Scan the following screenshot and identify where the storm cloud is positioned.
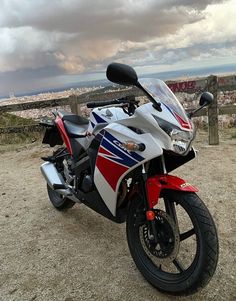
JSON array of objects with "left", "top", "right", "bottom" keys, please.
[{"left": 0, "top": 0, "right": 235, "bottom": 95}]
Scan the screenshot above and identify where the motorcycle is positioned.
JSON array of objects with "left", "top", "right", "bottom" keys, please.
[{"left": 40, "top": 63, "right": 219, "bottom": 295}]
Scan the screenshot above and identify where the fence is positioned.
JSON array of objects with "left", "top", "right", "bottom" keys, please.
[{"left": 0, "top": 74, "right": 236, "bottom": 145}]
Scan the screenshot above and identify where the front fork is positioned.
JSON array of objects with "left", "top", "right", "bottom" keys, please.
[
  {"left": 141, "top": 153, "right": 167, "bottom": 207},
  {"left": 140, "top": 160, "right": 163, "bottom": 244},
  {"left": 140, "top": 155, "right": 198, "bottom": 243}
]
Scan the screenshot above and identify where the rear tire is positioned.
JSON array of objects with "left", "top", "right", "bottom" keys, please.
[
  {"left": 126, "top": 191, "right": 219, "bottom": 295},
  {"left": 47, "top": 184, "right": 75, "bottom": 210}
]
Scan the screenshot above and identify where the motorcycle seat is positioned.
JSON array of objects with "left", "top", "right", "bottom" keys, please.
[
  {"left": 58, "top": 110, "right": 89, "bottom": 125},
  {"left": 64, "top": 120, "right": 88, "bottom": 138}
]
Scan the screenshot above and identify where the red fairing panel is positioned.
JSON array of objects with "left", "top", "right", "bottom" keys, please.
[
  {"left": 55, "top": 117, "right": 73, "bottom": 155},
  {"left": 173, "top": 111, "right": 192, "bottom": 130},
  {"left": 96, "top": 146, "right": 129, "bottom": 191},
  {"left": 146, "top": 174, "right": 198, "bottom": 209},
  {"left": 95, "top": 131, "right": 145, "bottom": 192}
]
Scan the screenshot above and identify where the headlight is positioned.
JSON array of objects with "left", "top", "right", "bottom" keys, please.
[
  {"left": 152, "top": 115, "right": 195, "bottom": 155},
  {"left": 170, "top": 129, "right": 194, "bottom": 154}
]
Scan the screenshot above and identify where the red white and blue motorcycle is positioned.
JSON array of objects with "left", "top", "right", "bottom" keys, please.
[{"left": 40, "top": 63, "right": 218, "bottom": 295}]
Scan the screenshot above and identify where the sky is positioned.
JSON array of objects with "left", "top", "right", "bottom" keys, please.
[{"left": 0, "top": 0, "right": 236, "bottom": 96}]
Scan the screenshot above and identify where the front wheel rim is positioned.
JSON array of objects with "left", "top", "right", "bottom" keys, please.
[{"left": 134, "top": 199, "right": 201, "bottom": 281}]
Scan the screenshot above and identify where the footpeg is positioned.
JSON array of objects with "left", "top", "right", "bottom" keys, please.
[
  {"left": 53, "top": 183, "right": 67, "bottom": 190},
  {"left": 41, "top": 155, "right": 56, "bottom": 163}
]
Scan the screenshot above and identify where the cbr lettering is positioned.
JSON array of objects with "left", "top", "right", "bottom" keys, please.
[{"left": 113, "top": 140, "right": 131, "bottom": 154}]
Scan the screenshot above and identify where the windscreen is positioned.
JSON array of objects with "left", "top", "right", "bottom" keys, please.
[{"left": 139, "top": 78, "right": 189, "bottom": 123}]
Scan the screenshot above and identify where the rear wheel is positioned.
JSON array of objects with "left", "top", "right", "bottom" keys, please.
[
  {"left": 126, "top": 191, "right": 219, "bottom": 295},
  {"left": 47, "top": 184, "right": 75, "bottom": 210}
]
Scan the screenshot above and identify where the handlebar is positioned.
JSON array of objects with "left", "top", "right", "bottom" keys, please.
[
  {"left": 86, "top": 96, "right": 138, "bottom": 109},
  {"left": 87, "top": 99, "right": 121, "bottom": 108}
]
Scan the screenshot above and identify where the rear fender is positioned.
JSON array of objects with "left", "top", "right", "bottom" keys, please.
[
  {"left": 146, "top": 174, "right": 198, "bottom": 208},
  {"left": 41, "top": 119, "right": 63, "bottom": 147}
]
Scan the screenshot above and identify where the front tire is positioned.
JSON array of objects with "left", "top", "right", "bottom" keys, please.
[{"left": 126, "top": 191, "right": 219, "bottom": 295}]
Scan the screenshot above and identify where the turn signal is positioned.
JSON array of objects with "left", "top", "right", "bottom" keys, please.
[{"left": 122, "top": 141, "right": 145, "bottom": 152}]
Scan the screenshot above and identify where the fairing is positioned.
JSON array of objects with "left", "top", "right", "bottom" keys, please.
[
  {"left": 92, "top": 90, "right": 196, "bottom": 215},
  {"left": 94, "top": 123, "right": 163, "bottom": 216}
]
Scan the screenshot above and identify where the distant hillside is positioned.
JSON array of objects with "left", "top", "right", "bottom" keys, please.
[{"left": 1, "top": 63, "right": 236, "bottom": 100}]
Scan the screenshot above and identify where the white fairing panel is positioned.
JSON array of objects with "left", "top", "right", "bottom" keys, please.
[
  {"left": 88, "top": 107, "right": 127, "bottom": 133},
  {"left": 94, "top": 123, "right": 163, "bottom": 216},
  {"left": 85, "top": 107, "right": 128, "bottom": 148}
]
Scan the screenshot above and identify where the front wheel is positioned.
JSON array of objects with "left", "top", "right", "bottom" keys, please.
[{"left": 126, "top": 191, "right": 219, "bottom": 295}]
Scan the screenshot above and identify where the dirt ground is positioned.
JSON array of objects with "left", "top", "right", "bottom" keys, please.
[{"left": 0, "top": 132, "right": 235, "bottom": 301}]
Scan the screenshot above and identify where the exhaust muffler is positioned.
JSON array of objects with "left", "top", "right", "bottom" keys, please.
[{"left": 40, "top": 162, "right": 78, "bottom": 202}]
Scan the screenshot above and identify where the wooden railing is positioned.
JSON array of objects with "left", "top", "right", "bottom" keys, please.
[{"left": 0, "top": 74, "right": 236, "bottom": 145}]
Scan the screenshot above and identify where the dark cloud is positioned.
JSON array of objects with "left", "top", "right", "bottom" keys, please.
[
  {"left": 0, "top": 0, "right": 233, "bottom": 95},
  {"left": 0, "top": 0, "right": 225, "bottom": 70},
  {"left": 0, "top": 65, "right": 65, "bottom": 97},
  {"left": 1, "top": 0, "right": 219, "bottom": 38}
]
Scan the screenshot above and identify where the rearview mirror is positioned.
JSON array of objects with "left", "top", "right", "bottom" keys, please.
[
  {"left": 106, "top": 62, "right": 138, "bottom": 86},
  {"left": 199, "top": 92, "right": 214, "bottom": 107},
  {"left": 189, "top": 92, "right": 214, "bottom": 118}
]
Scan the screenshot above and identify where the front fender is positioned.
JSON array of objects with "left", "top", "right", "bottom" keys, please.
[{"left": 146, "top": 174, "right": 198, "bottom": 208}]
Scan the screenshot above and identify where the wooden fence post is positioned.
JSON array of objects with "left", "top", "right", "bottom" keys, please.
[
  {"left": 69, "top": 94, "right": 79, "bottom": 115},
  {"left": 207, "top": 75, "right": 219, "bottom": 145}
]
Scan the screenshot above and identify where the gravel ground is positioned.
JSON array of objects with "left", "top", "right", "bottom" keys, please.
[{"left": 0, "top": 133, "right": 235, "bottom": 301}]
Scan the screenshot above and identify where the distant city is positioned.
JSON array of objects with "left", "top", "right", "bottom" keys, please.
[
  {"left": 1, "top": 63, "right": 236, "bottom": 100},
  {"left": 0, "top": 62, "right": 235, "bottom": 127}
]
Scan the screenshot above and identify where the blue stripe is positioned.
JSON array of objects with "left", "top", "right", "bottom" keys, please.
[
  {"left": 129, "top": 148, "right": 145, "bottom": 162},
  {"left": 101, "top": 138, "right": 137, "bottom": 167},
  {"left": 92, "top": 112, "right": 107, "bottom": 124},
  {"left": 104, "top": 131, "right": 144, "bottom": 162}
]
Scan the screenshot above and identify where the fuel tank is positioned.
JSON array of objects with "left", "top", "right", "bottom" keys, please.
[{"left": 87, "top": 107, "right": 127, "bottom": 134}]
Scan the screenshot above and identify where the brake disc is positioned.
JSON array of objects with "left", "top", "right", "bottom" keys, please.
[{"left": 139, "top": 210, "right": 180, "bottom": 265}]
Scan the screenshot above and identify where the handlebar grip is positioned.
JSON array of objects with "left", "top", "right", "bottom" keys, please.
[{"left": 86, "top": 102, "right": 97, "bottom": 108}]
